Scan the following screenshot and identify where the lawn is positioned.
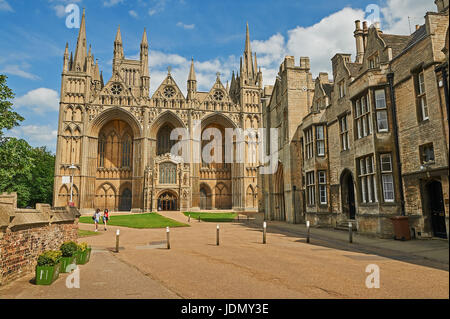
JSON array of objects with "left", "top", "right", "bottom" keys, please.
[
  {"left": 183, "top": 212, "right": 237, "bottom": 223},
  {"left": 78, "top": 229, "right": 101, "bottom": 238},
  {"left": 79, "top": 213, "right": 189, "bottom": 229}
]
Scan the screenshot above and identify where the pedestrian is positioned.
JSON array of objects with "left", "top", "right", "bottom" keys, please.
[
  {"left": 103, "top": 209, "right": 109, "bottom": 231},
  {"left": 93, "top": 209, "right": 101, "bottom": 232}
]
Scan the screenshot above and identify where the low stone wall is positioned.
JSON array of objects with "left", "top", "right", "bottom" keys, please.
[{"left": 0, "top": 193, "right": 80, "bottom": 286}]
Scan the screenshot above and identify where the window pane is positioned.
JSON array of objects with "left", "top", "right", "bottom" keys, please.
[
  {"left": 377, "top": 110, "right": 388, "bottom": 131},
  {"left": 375, "top": 90, "right": 386, "bottom": 109},
  {"left": 382, "top": 174, "right": 394, "bottom": 202},
  {"left": 381, "top": 154, "right": 392, "bottom": 172}
]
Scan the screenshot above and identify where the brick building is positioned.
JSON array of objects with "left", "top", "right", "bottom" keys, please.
[{"left": 261, "top": 1, "right": 449, "bottom": 239}]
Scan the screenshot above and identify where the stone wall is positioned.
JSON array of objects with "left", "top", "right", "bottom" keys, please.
[{"left": 0, "top": 193, "right": 80, "bottom": 286}]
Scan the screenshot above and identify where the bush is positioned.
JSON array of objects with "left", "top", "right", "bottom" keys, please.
[
  {"left": 37, "top": 250, "right": 62, "bottom": 267},
  {"left": 77, "top": 242, "right": 89, "bottom": 252},
  {"left": 60, "top": 241, "right": 78, "bottom": 257}
]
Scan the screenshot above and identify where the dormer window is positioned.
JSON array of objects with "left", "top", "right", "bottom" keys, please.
[{"left": 368, "top": 53, "right": 380, "bottom": 69}]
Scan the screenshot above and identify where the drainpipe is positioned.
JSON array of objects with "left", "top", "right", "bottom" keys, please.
[
  {"left": 435, "top": 62, "right": 449, "bottom": 148},
  {"left": 387, "top": 72, "right": 406, "bottom": 216}
]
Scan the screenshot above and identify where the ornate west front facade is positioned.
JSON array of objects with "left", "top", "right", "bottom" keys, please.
[{"left": 54, "top": 10, "right": 262, "bottom": 213}]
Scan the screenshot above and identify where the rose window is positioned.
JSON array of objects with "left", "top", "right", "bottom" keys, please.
[
  {"left": 164, "top": 86, "right": 176, "bottom": 98},
  {"left": 111, "top": 84, "right": 122, "bottom": 95},
  {"left": 213, "top": 90, "right": 224, "bottom": 101}
]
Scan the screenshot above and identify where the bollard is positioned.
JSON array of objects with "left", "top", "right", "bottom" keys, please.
[
  {"left": 306, "top": 221, "right": 310, "bottom": 244},
  {"left": 216, "top": 225, "right": 220, "bottom": 246},
  {"left": 349, "top": 222, "right": 353, "bottom": 243},
  {"left": 115, "top": 229, "right": 120, "bottom": 253},
  {"left": 237, "top": 214, "right": 240, "bottom": 221},
  {"left": 247, "top": 215, "right": 249, "bottom": 221},
  {"left": 198, "top": 215, "right": 201, "bottom": 223},
  {"left": 188, "top": 215, "right": 191, "bottom": 223},
  {"left": 166, "top": 227, "right": 170, "bottom": 250},
  {"left": 263, "top": 222, "right": 267, "bottom": 244}
]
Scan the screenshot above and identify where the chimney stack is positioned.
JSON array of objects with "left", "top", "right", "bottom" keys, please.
[{"left": 354, "top": 20, "right": 364, "bottom": 63}]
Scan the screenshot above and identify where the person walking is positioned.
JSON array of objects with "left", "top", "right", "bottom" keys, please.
[
  {"left": 93, "top": 209, "right": 101, "bottom": 232},
  {"left": 103, "top": 209, "right": 109, "bottom": 231}
]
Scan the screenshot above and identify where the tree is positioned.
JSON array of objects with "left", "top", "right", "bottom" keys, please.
[
  {"left": 0, "top": 75, "right": 55, "bottom": 207},
  {"left": 0, "top": 75, "right": 24, "bottom": 138},
  {"left": 29, "top": 147, "right": 55, "bottom": 207},
  {"left": 0, "top": 137, "right": 35, "bottom": 207}
]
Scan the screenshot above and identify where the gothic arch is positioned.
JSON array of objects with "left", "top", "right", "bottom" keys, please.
[
  {"left": 150, "top": 110, "right": 186, "bottom": 139},
  {"left": 201, "top": 112, "right": 238, "bottom": 130},
  {"left": 88, "top": 107, "right": 142, "bottom": 138},
  {"left": 95, "top": 182, "right": 117, "bottom": 211}
]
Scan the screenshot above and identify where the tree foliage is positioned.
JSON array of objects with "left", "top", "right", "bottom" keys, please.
[
  {"left": 0, "top": 75, "right": 24, "bottom": 137},
  {"left": 0, "top": 75, "right": 55, "bottom": 208}
]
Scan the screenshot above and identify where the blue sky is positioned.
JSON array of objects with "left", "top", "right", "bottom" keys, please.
[{"left": 0, "top": 0, "right": 435, "bottom": 152}]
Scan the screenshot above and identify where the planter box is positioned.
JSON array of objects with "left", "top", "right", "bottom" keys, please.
[
  {"left": 60, "top": 256, "right": 77, "bottom": 273},
  {"left": 75, "top": 248, "right": 92, "bottom": 265},
  {"left": 35, "top": 263, "right": 60, "bottom": 285}
]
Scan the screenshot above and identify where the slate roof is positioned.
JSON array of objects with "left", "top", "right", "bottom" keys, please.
[{"left": 379, "top": 33, "right": 411, "bottom": 57}]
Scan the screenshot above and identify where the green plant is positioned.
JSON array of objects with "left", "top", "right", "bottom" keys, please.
[
  {"left": 77, "top": 242, "right": 89, "bottom": 252},
  {"left": 37, "top": 250, "right": 62, "bottom": 267},
  {"left": 60, "top": 241, "right": 78, "bottom": 257}
]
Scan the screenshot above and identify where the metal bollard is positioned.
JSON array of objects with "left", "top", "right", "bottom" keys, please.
[
  {"left": 349, "top": 222, "right": 353, "bottom": 243},
  {"left": 198, "top": 215, "right": 201, "bottom": 223},
  {"left": 188, "top": 214, "right": 191, "bottom": 223},
  {"left": 263, "top": 222, "right": 267, "bottom": 244},
  {"left": 306, "top": 221, "right": 310, "bottom": 244},
  {"left": 216, "top": 225, "right": 220, "bottom": 246},
  {"left": 166, "top": 227, "right": 170, "bottom": 250},
  {"left": 115, "top": 229, "right": 120, "bottom": 253}
]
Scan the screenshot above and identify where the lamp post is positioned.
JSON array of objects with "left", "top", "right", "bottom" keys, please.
[{"left": 69, "top": 164, "right": 77, "bottom": 206}]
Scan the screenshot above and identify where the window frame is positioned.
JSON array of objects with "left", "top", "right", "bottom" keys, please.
[
  {"left": 318, "top": 171, "right": 327, "bottom": 205},
  {"left": 380, "top": 153, "right": 395, "bottom": 203},
  {"left": 374, "top": 89, "right": 389, "bottom": 133}
]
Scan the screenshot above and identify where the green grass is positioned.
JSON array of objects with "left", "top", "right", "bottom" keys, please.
[
  {"left": 78, "top": 229, "right": 101, "bottom": 238},
  {"left": 79, "top": 213, "right": 188, "bottom": 229},
  {"left": 183, "top": 212, "right": 237, "bottom": 223}
]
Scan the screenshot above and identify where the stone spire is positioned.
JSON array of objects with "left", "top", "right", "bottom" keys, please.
[
  {"left": 140, "top": 28, "right": 150, "bottom": 97},
  {"left": 188, "top": 57, "right": 196, "bottom": 81},
  {"left": 63, "top": 42, "right": 69, "bottom": 72},
  {"left": 113, "top": 25, "right": 124, "bottom": 71},
  {"left": 73, "top": 8, "right": 87, "bottom": 72},
  {"left": 140, "top": 28, "right": 149, "bottom": 77},
  {"left": 240, "top": 22, "right": 257, "bottom": 85},
  {"left": 187, "top": 58, "right": 197, "bottom": 100}
]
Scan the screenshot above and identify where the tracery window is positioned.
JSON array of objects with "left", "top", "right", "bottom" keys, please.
[
  {"left": 121, "top": 134, "right": 132, "bottom": 168},
  {"left": 159, "top": 162, "right": 177, "bottom": 184}
]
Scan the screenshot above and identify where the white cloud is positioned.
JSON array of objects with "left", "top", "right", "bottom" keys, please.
[
  {"left": 0, "top": 64, "right": 40, "bottom": 80},
  {"left": 381, "top": 0, "right": 436, "bottom": 34},
  {"left": 0, "top": 0, "right": 13, "bottom": 12},
  {"left": 103, "top": 0, "right": 124, "bottom": 7},
  {"left": 9, "top": 125, "right": 58, "bottom": 151},
  {"left": 148, "top": 0, "right": 167, "bottom": 16},
  {"left": 14, "top": 88, "right": 60, "bottom": 113},
  {"left": 129, "top": 10, "right": 138, "bottom": 18},
  {"left": 176, "top": 22, "right": 195, "bottom": 30},
  {"left": 52, "top": 4, "right": 66, "bottom": 18}
]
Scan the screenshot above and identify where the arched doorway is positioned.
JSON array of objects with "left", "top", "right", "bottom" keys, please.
[
  {"left": 341, "top": 170, "right": 356, "bottom": 220},
  {"left": 119, "top": 188, "right": 132, "bottom": 212},
  {"left": 199, "top": 184, "right": 212, "bottom": 210},
  {"left": 158, "top": 192, "right": 178, "bottom": 211},
  {"left": 426, "top": 181, "right": 447, "bottom": 239}
]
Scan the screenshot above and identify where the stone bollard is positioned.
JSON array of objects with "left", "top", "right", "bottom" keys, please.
[
  {"left": 166, "top": 227, "right": 170, "bottom": 250},
  {"left": 263, "top": 221, "right": 267, "bottom": 244},
  {"left": 306, "top": 221, "right": 310, "bottom": 244},
  {"left": 115, "top": 229, "right": 120, "bottom": 253},
  {"left": 216, "top": 225, "right": 220, "bottom": 246}
]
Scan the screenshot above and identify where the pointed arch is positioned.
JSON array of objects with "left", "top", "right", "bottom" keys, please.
[
  {"left": 150, "top": 110, "right": 186, "bottom": 139},
  {"left": 88, "top": 107, "right": 142, "bottom": 138}
]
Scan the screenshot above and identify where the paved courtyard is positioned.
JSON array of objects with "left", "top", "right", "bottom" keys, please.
[{"left": 0, "top": 212, "right": 448, "bottom": 299}]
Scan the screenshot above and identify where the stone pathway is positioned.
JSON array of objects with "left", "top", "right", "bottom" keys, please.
[{"left": 0, "top": 211, "right": 448, "bottom": 299}]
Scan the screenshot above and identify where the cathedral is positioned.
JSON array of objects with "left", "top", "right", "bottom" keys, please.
[{"left": 53, "top": 10, "right": 263, "bottom": 214}]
